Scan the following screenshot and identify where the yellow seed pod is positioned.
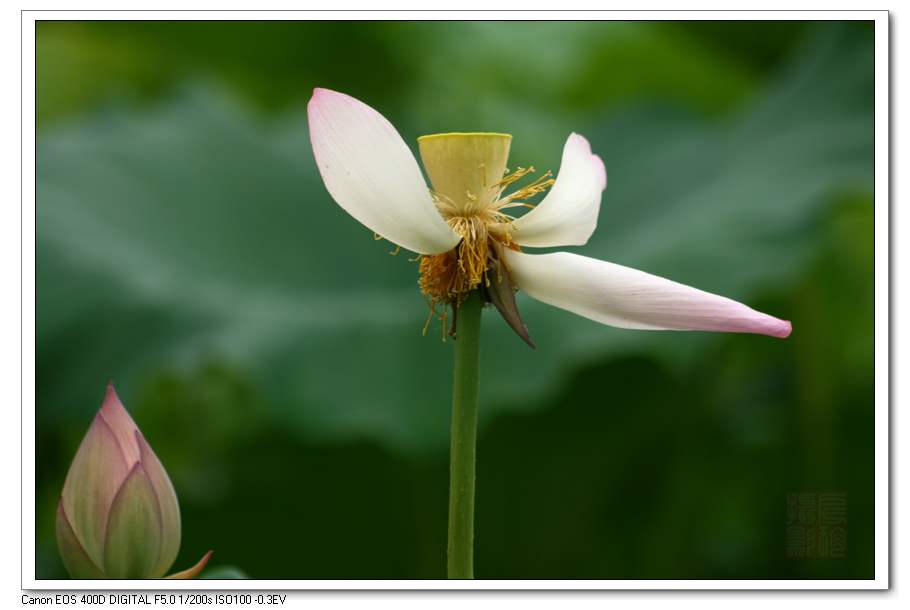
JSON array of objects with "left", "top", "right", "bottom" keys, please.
[{"left": 418, "top": 133, "right": 512, "bottom": 213}]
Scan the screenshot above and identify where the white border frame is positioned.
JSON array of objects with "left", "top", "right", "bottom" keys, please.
[{"left": 21, "top": 9, "right": 890, "bottom": 591}]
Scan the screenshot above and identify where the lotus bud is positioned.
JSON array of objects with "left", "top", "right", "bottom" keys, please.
[{"left": 56, "top": 383, "right": 200, "bottom": 579}]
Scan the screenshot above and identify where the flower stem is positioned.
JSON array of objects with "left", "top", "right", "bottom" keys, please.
[{"left": 447, "top": 289, "right": 483, "bottom": 579}]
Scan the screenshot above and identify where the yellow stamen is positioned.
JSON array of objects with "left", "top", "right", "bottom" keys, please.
[
  {"left": 413, "top": 132, "right": 555, "bottom": 314},
  {"left": 494, "top": 165, "right": 536, "bottom": 190},
  {"left": 498, "top": 170, "right": 554, "bottom": 205}
]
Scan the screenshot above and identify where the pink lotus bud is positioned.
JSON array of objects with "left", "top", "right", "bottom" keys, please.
[{"left": 56, "top": 383, "right": 182, "bottom": 578}]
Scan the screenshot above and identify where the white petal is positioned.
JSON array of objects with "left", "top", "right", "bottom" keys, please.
[
  {"left": 510, "top": 133, "right": 607, "bottom": 248},
  {"left": 504, "top": 250, "right": 792, "bottom": 338},
  {"left": 308, "top": 88, "right": 460, "bottom": 255}
]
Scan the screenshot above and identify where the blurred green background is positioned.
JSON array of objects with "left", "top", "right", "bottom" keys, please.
[{"left": 36, "top": 20, "right": 874, "bottom": 580}]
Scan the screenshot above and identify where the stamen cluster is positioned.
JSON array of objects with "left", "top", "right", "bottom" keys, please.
[{"left": 418, "top": 167, "right": 554, "bottom": 308}]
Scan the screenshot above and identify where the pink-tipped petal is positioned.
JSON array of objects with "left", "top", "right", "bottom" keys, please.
[
  {"left": 137, "top": 430, "right": 182, "bottom": 577},
  {"left": 61, "top": 413, "right": 131, "bottom": 568},
  {"left": 103, "top": 463, "right": 164, "bottom": 579},
  {"left": 98, "top": 382, "right": 141, "bottom": 467},
  {"left": 504, "top": 250, "right": 792, "bottom": 339},
  {"left": 511, "top": 133, "right": 607, "bottom": 248},
  {"left": 307, "top": 88, "right": 460, "bottom": 255}
]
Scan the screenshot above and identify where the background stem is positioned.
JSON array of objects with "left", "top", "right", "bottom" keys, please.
[{"left": 447, "top": 290, "right": 483, "bottom": 579}]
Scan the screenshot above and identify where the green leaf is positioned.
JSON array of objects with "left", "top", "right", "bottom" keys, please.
[
  {"left": 199, "top": 566, "right": 249, "bottom": 579},
  {"left": 37, "top": 25, "right": 872, "bottom": 453},
  {"left": 37, "top": 21, "right": 776, "bottom": 129}
]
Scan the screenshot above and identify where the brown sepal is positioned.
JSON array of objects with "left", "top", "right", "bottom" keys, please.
[{"left": 482, "top": 257, "right": 535, "bottom": 349}]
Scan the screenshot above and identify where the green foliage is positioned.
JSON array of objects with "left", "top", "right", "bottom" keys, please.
[
  {"left": 36, "top": 21, "right": 873, "bottom": 580},
  {"left": 37, "top": 24, "right": 871, "bottom": 450},
  {"left": 200, "top": 566, "right": 249, "bottom": 580}
]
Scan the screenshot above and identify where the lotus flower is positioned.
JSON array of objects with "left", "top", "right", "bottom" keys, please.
[
  {"left": 56, "top": 383, "right": 211, "bottom": 579},
  {"left": 307, "top": 88, "right": 791, "bottom": 343}
]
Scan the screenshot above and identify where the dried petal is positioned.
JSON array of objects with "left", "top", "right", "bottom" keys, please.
[
  {"left": 165, "top": 551, "right": 214, "bottom": 580},
  {"left": 483, "top": 256, "right": 535, "bottom": 349}
]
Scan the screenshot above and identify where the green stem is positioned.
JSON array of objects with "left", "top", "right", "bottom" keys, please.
[{"left": 447, "top": 290, "right": 483, "bottom": 579}]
